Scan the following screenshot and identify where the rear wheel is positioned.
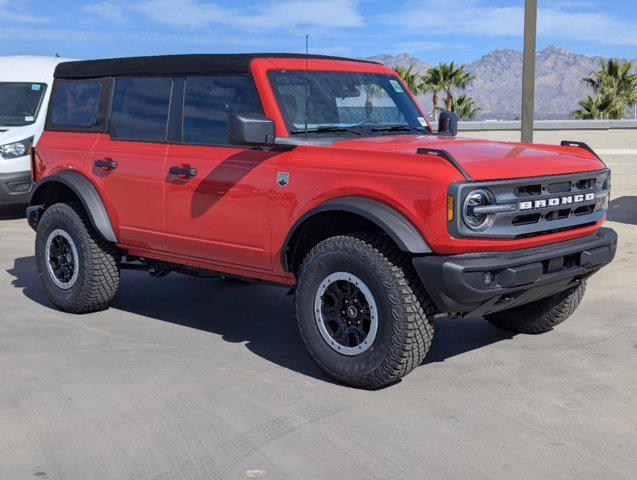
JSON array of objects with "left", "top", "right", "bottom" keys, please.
[
  {"left": 295, "top": 233, "right": 434, "bottom": 389},
  {"left": 35, "top": 202, "right": 120, "bottom": 313},
  {"left": 485, "top": 282, "right": 586, "bottom": 334}
]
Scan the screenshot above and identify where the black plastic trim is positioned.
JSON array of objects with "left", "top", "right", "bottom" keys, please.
[
  {"left": 29, "top": 171, "right": 117, "bottom": 243},
  {"left": 0, "top": 170, "right": 33, "bottom": 204},
  {"left": 416, "top": 148, "right": 471, "bottom": 180},
  {"left": 413, "top": 227, "right": 617, "bottom": 317},
  {"left": 281, "top": 196, "right": 432, "bottom": 271},
  {"left": 560, "top": 140, "right": 605, "bottom": 164}
]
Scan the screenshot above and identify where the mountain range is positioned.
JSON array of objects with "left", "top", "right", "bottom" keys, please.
[{"left": 365, "top": 46, "right": 637, "bottom": 120}]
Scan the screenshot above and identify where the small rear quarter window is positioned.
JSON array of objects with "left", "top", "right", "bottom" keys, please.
[{"left": 50, "top": 79, "right": 104, "bottom": 128}]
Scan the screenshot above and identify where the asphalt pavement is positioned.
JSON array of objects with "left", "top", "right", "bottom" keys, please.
[{"left": 1, "top": 196, "right": 635, "bottom": 480}]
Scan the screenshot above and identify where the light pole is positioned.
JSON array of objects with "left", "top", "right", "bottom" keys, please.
[{"left": 521, "top": 0, "right": 537, "bottom": 143}]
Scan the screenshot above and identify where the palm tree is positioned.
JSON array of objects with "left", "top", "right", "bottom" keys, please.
[
  {"left": 422, "top": 66, "right": 443, "bottom": 122},
  {"left": 451, "top": 95, "right": 481, "bottom": 120},
  {"left": 394, "top": 65, "right": 424, "bottom": 94},
  {"left": 571, "top": 94, "right": 624, "bottom": 120},
  {"left": 574, "top": 59, "right": 637, "bottom": 119},
  {"left": 437, "top": 62, "right": 475, "bottom": 112}
]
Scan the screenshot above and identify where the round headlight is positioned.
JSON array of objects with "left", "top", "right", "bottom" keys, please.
[
  {"left": 462, "top": 189, "right": 496, "bottom": 231},
  {"left": 602, "top": 173, "right": 611, "bottom": 192}
]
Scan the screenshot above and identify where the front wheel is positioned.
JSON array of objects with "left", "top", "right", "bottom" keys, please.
[
  {"left": 485, "top": 282, "right": 586, "bottom": 334},
  {"left": 295, "top": 234, "right": 434, "bottom": 389},
  {"left": 35, "top": 202, "right": 120, "bottom": 314}
]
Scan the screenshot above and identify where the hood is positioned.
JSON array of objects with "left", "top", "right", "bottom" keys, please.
[
  {"left": 0, "top": 125, "right": 38, "bottom": 146},
  {"left": 332, "top": 135, "right": 606, "bottom": 181}
]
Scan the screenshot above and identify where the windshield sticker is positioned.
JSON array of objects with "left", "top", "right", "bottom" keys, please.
[
  {"left": 389, "top": 79, "right": 404, "bottom": 93},
  {"left": 417, "top": 117, "right": 427, "bottom": 127},
  {"left": 25, "top": 116, "right": 34, "bottom": 122},
  {"left": 31, "top": 84, "right": 41, "bottom": 91}
]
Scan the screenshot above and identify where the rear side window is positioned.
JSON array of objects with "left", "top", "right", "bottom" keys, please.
[
  {"left": 109, "top": 77, "right": 173, "bottom": 142},
  {"left": 183, "top": 75, "right": 263, "bottom": 145},
  {"left": 50, "top": 80, "right": 103, "bottom": 128}
]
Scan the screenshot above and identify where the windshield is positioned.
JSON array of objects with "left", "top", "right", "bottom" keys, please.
[
  {"left": 268, "top": 71, "right": 430, "bottom": 136},
  {"left": 0, "top": 82, "right": 47, "bottom": 127}
]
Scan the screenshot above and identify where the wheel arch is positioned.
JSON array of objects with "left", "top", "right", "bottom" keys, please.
[
  {"left": 29, "top": 171, "right": 117, "bottom": 243},
  {"left": 281, "top": 196, "right": 431, "bottom": 273}
]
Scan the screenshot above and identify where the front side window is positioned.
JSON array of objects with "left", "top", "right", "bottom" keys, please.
[
  {"left": 0, "top": 82, "right": 47, "bottom": 127},
  {"left": 110, "top": 77, "right": 173, "bottom": 142},
  {"left": 268, "top": 71, "right": 430, "bottom": 136},
  {"left": 182, "top": 75, "right": 263, "bottom": 145},
  {"left": 50, "top": 80, "right": 102, "bottom": 128}
]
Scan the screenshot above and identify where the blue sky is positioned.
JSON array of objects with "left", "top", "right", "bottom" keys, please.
[{"left": 1, "top": 0, "right": 636, "bottom": 63}]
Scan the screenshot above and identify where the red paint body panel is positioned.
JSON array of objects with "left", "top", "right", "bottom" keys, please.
[
  {"left": 35, "top": 56, "right": 610, "bottom": 282},
  {"left": 333, "top": 135, "right": 606, "bottom": 181},
  {"left": 163, "top": 143, "right": 277, "bottom": 270},
  {"left": 33, "top": 131, "right": 100, "bottom": 181},
  {"left": 92, "top": 134, "right": 167, "bottom": 250}
]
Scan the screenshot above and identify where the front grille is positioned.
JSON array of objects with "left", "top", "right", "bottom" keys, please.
[{"left": 450, "top": 169, "right": 610, "bottom": 239}]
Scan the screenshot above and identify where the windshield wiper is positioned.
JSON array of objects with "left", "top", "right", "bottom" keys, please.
[
  {"left": 290, "top": 125, "right": 363, "bottom": 136},
  {"left": 371, "top": 125, "right": 428, "bottom": 134}
]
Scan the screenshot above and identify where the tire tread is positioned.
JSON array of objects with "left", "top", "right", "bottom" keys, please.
[
  {"left": 296, "top": 233, "right": 434, "bottom": 388},
  {"left": 486, "top": 282, "right": 586, "bottom": 334},
  {"left": 38, "top": 202, "right": 120, "bottom": 313}
]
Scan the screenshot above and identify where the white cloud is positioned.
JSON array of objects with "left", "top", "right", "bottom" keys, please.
[
  {"left": 132, "top": 0, "right": 363, "bottom": 30},
  {"left": 84, "top": 1, "right": 126, "bottom": 24},
  {"left": 0, "top": 0, "right": 48, "bottom": 23},
  {"left": 385, "top": 1, "right": 637, "bottom": 46}
]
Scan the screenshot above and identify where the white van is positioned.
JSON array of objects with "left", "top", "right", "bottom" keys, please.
[{"left": 0, "top": 56, "right": 73, "bottom": 205}]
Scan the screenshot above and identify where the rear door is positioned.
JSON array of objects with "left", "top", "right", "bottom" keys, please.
[
  {"left": 163, "top": 75, "right": 278, "bottom": 270},
  {"left": 91, "top": 77, "right": 172, "bottom": 250}
]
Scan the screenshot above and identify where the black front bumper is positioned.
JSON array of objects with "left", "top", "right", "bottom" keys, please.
[
  {"left": 0, "top": 171, "right": 33, "bottom": 205},
  {"left": 413, "top": 228, "right": 617, "bottom": 318}
]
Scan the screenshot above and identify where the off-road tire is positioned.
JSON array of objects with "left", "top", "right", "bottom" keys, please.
[
  {"left": 485, "top": 282, "right": 586, "bottom": 334},
  {"left": 35, "top": 202, "right": 120, "bottom": 313},
  {"left": 295, "top": 233, "right": 435, "bottom": 389}
]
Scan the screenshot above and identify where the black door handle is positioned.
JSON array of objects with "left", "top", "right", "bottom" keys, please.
[
  {"left": 94, "top": 159, "right": 117, "bottom": 170},
  {"left": 169, "top": 166, "right": 197, "bottom": 178}
]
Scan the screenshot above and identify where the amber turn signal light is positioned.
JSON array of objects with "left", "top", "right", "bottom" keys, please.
[{"left": 447, "top": 194, "right": 454, "bottom": 222}]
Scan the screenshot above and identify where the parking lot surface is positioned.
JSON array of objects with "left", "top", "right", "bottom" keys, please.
[{"left": 1, "top": 196, "right": 636, "bottom": 480}]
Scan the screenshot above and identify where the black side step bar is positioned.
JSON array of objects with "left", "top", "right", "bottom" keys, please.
[{"left": 416, "top": 148, "right": 472, "bottom": 181}]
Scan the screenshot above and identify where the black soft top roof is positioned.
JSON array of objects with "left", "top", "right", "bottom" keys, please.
[{"left": 54, "top": 53, "right": 379, "bottom": 79}]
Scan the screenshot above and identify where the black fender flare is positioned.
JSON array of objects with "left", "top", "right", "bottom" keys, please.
[
  {"left": 29, "top": 171, "right": 118, "bottom": 243},
  {"left": 281, "top": 196, "right": 432, "bottom": 271}
]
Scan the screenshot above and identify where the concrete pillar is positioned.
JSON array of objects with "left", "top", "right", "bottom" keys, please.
[{"left": 521, "top": 0, "right": 537, "bottom": 143}]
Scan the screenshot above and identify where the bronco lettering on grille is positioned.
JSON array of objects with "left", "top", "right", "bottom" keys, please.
[{"left": 519, "top": 193, "right": 595, "bottom": 211}]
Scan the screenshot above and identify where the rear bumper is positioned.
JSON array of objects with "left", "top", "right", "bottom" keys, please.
[
  {"left": 0, "top": 171, "right": 32, "bottom": 205},
  {"left": 413, "top": 227, "right": 617, "bottom": 317}
]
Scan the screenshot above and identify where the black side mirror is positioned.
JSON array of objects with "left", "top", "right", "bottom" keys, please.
[
  {"left": 438, "top": 111, "right": 458, "bottom": 136},
  {"left": 228, "top": 113, "right": 276, "bottom": 146}
]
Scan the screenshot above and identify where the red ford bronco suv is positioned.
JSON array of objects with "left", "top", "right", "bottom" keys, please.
[{"left": 27, "top": 54, "right": 617, "bottom": 388}]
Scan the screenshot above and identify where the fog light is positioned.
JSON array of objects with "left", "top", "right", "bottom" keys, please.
[
  {"left": 483, "top": 271, "right": 495, "bottom": 287},
  {"left": 8, "top": 181, "right": 31, "bottom": 193}
]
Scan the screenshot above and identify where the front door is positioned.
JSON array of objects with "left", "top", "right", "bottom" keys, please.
[{"left": 163, "top": 75, "right": 278, "bottom": 270}]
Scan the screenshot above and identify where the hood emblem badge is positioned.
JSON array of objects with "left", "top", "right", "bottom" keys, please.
[{"left": 277, "top": 172, "right": 289, "bottom": 187}]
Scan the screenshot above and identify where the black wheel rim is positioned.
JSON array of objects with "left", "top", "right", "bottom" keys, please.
[
  {"left": 45, "top": 229, "right": 79, "bottom": 289},
  {"left": 314, "top": 272, "right": 378, "bottom": 356}
]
